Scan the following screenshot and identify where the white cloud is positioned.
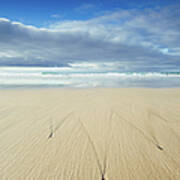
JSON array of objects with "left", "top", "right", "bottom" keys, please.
[
  {"left": 0, "top": 17, "right": 10, "bottom": 23},
  {"left": 0, "top": 51, "right": 21, "bottom": 58},
  {"left": 75, "top": 3, "right": 95, "bottom": 12},
  {"left": 51, "top": 14, "right": 62, "bottom": 18},
  {"left": 0, "top": 5, "right": 180, "bottom": 71}
]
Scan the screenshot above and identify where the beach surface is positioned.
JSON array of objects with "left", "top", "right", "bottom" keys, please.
[{"left": 0, "top": 88, "right": 180, "bottom": 180}]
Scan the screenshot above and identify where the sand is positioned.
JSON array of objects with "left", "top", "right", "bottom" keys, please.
[{"left": 0, "top": 88, "right": 180, "bottom": 180}]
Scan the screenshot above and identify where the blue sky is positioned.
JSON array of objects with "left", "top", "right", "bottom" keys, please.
[
  {"left": 0, "top": 0, "right": 180, "bottom": 72},
  {"left": 0, "top": 0, "right": 179, "bottom": 26}
]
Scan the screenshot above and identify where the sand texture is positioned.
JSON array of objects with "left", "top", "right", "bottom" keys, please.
[{"left": 0, "top": 88, "right": 180, "bottom": 180}]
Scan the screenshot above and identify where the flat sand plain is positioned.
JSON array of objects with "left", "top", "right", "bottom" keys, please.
[{"left": 0, "top": 88, "right": 180, "bottom": 180}]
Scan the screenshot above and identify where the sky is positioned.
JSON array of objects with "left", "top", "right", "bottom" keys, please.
[{"left": 0, "top": 0, "right": 180, "bottom": 72}]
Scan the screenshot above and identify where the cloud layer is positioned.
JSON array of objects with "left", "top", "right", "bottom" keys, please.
[{"left": 0, "top": 4, "right": 180, "bottom": 72}]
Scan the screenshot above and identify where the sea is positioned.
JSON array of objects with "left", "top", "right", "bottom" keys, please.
[{"left": 0, "top": 66, "right": 180, "bottom": 88}]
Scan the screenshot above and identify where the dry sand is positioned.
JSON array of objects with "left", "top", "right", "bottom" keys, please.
[{"left": 0, "top": 88, "right": 180, "bottom": 180}]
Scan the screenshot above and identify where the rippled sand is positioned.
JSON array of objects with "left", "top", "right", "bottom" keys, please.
[{"left": 0, "top": 88, "right": 180, "bottom": 179}]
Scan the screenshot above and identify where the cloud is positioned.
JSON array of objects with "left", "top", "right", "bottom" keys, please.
[
  {"left": 50, "top": 14, "right": 62, "bottom": 19},
  {"left": 0, "top": 4, "right": 180, "bottom": 71},
  {"left": 75, "top": 3, "right": 95, "bottom": 13}
]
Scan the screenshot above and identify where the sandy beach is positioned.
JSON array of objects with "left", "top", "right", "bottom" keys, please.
[{"left": 0, "top": 88, "right": 180, "bottom": 180}]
